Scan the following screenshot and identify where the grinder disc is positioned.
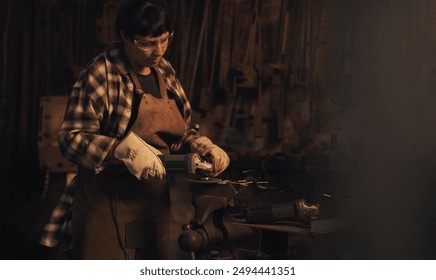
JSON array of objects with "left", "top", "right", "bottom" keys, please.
[{"left": 188, "top": 177, "right": 222, "bottom": 184}]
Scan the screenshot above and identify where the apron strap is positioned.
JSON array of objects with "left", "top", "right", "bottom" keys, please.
[
  {"left": 153, "top": 66, "right": 169, "bottom": 100},
  {"left": 129, "top": 68, "right": 169, "bottom": 99}
]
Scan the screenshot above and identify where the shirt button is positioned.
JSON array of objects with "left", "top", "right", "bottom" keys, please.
[{"left": 127, "top": 84, "right": 133, "bottom": 90}]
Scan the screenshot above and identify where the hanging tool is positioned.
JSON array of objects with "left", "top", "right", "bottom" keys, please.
[
  {"left": 268, "top": 0, "right": 299, "bottom": 147},
  {"left": 218, "top": 0, "right": 233, "bottom": 92},
  {"left": 232, "top": 0, "right": 260, "bottom": 89},
  {"left": 253, "top": 0, "right": 265, "bottom": 137},
  {"left": 188, "top": 0, "right": 210, "bottom": 101},
  {"left": 179, "top": 0, "right": 196, "bottom": 85},
  {"left": 198, "top": 0, "right": 225, "bottom": 112},
  {"left": 221, "top": 0, "right": 261, "bottom": 144}
]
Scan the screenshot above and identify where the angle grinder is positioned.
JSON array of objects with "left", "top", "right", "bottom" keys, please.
[{"left": 159, "top": 153, "right": 221, "bottom": 183}]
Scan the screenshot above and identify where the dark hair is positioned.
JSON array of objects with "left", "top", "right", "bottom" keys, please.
[{"left": 115, "top": 0, "right": 172, "bottom": 39}]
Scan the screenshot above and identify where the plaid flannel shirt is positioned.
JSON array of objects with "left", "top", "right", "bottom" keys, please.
[{"left": 40, "top": 42, "right": 193, "bottom": 248}]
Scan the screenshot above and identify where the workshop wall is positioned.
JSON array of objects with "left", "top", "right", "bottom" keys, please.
[
  {"left": 0, "top": 0, "right": 344, "bottom": 195},
  {"left": 1, "top": 0, "right": 435, "bottom": 259},
  {"left": 0, "top": 0, "right": 341, "bottom": 161}
]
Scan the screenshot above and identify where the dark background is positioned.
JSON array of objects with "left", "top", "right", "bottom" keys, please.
[{"left": 1, "top": 0, "right": 435, "bottom": 259}]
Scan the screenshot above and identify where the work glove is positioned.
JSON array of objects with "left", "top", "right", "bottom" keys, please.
[
  {"left": 190, "top": 136, "right": 230, "bottom": 177},
  {"left": 114, "top": 131, "right": 166, "bottom": 180}
]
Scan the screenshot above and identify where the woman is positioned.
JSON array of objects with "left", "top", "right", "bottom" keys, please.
[{"left": 41, "top": 0, "right": 229, "bottom": 259}]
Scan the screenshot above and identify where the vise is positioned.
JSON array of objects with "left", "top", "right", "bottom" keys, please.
[{"left": 178, "top": 180, "right": 253, "bottom": 259}]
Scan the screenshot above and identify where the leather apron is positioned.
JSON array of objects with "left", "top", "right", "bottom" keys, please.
[{"left": 71, "top": 67, "right": 185, "bottom": 260}]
